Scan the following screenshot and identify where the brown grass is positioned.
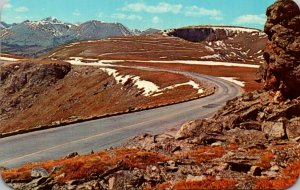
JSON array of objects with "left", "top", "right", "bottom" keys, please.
[
  {"left": 1, "top": 64, "right": 209, "bottom": 133},
  {"left": 254, "top": 148, "right": 300, "bottom": 189},
  {"left": 46, "top": 34, "right": 265, "bottom": 65},
  {"left": 179, "top": 146, "right": 226, "bottom": 164},
  {"left": 172, "top": 177, "right": 237, "bottom": 190},
  {"left": 256, "top": 151, "right": 274, "bottom": 169},
  {"left": 1, "top": 148, "right": 169, "bottom": 183}
]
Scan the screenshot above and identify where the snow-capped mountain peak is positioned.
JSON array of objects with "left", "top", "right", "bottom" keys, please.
[{"left": 42, "top": 16, "right": 60, "bottom": 23}]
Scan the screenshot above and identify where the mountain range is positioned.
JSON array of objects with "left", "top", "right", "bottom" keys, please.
[{"left": 0, "top": 17, "right": 159, "bottom": 56}]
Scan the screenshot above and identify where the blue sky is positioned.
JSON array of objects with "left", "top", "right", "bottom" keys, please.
[{"left": 1, "top": 0, "right": 275, "bottom": 30}]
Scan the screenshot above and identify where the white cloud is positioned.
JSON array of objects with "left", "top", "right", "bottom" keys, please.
[
  {"left": 122, "top": 2, "right": 182, "bottom": 14},
  {"left": 234, "top": 14, "right": 266, "bottom": 25},
  {"left": 72, "top": 9, "right": 81, "bottom": 16},
  {"left": 15, "top": 6, "right": 29, "bottom": 12},
  {"left": 3, "top": 3, "right": 12, "bottom": 9},
  {"left": 185, "top": 6, "right": 223, "bottom": 20},
  {"left": 152, "top": 16, "right": 161, "bottom": 24},
  {"left": 111, "top": 13, "right": 142, "bottom": 20}
]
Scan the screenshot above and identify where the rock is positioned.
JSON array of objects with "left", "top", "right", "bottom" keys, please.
[
  {"left": 108, "top": 177, "right": 116, "bottom": 190},
  {"left": 175, "top": 120, "right": 199, "bottom": 140},
  {"left": 166, "top": 166, "right": 179, "bottom": 172},
  {"left": 151, "top": 166, "right": 158, "bottom": 172},
  {"left": 214, "top": 163, "right": 229, "bottom": 171},
  {"left": 225, "top": 128, "right": 267, "bottom": 145},
  {"left": 240, "top": 106, "right": 260, "bottom": 121},
  {"left": 240, "top": 121, "right": 262, "bottom": 131},
  {"left": 51, "top": 165, "right": 63, "bottom": 174},
  {"left": 261, "top": 0, "right": 300, "bottom": 99},
  {"left": 211, "top": 141, "right": 222, "bottom": 147},
  {"left": 64, "top": 152, "right": 79, "bottom": 159},
  {"left": 262, "top": 171, "right": 278, "bottom": 178},
  {"left": 67, "top": 180, "right": 80, "bottom": 186},
  {"left": 30, "top": 177, "right": 48, "bottom": 186},
  {"left": 143, "top": 174, "right": 152, "bottom": 182},
  {"left": 171, "top": 146, "right": 181, "bottom": 153},
  {"left": 186, "top": 175, "right": 207, "bottom": 182},
  {"left": 249, "top": 166, "right": 262, "bottom": 176},
  {"left": 167, "top": 160, "right": 176, "bottom": 166},
  {"left": 286, "top": 117, "right": 300, "bottom": 140},
  {"left": 262, "top": 121, "right": 286, "bottom": 140},
  {"left": 228, "top": 162, "right": 252, "bottom": 173},
  {"left": 270, "top": 165, "right": 280, "bottom": 172},
  {"left": 31, "top": 167, "right": 49, "bottom": 178}
]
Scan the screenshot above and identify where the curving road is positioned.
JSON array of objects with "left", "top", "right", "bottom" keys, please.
[{"left": 0, "top": 68, "right": 243, "bottom": 168}]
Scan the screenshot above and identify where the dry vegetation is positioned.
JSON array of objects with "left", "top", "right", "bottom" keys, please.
[
  {"left": 1, "top": 148, "right": 169, "bottom": 183},
  {"left": 46, "top": 34, "right": 264, "bottom": 92},
  {"left": 4, "top": 144, "right": 299, "bottom": 189},
  {"left": 171, "top": 178, "right": 238, "bottom": 190},
  {"left": 1, "top": 61, "right": 211, "bottom": 134},
  {"left": 47, "top": 34, "right": 265, "bottom": 65}
]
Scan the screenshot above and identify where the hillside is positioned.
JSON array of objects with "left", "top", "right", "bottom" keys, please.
[{"left": 0, "top": 59, "right": 212, "bottom": 134}]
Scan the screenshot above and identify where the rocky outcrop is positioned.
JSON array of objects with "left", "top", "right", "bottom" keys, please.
[
  {"left": 0, "top": 60, "right": 71, "bottom": 118},
  {"left": 166, "top": 26, "right": 267, "bottom": 65},
  {"left": 261, "top": 0, "right": 300, "bottom": 99},
  {"left": 167, "top": 26, "right": 261, "bottom": 42}
]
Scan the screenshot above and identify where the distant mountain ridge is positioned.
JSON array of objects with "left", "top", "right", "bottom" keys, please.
[{"left": 0, "top": 17, "right": 159, "bottom": 56}]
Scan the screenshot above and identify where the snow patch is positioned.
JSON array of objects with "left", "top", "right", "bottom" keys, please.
[
  {"left": 132, "top": 60, "right": 260, "bottom": 68},
  {"left": 153, "top": 80, "right": 204, "bottom": 96},
  {"left": 99, "top": 68, "right": 204, "bottom": 97},
  {"left": 66, "top": 57, "right": 120, "bottom": 67},
  {"left": 66, "top": 57, "right": 260, "bottom": 69},
  {"left": 219, "top": 77, "right": 245, "bottom": 87},
  {"left": 209, "top": 26, "right": 260, "bottom": 33},
  {"left": 100, "top": 68, "right": 159, "bottom": 96},
  {"left": 65, "top": 42, "right": 81, "bottom": 48},
  {"left": 0, "top": 56, "right": 19, "bottom": 61},
  {"left": 214, "top": 41, "right": 227, "bottom": 48},
  {"left": 201, "top": 54, "right": 221, "bottom": 60}
]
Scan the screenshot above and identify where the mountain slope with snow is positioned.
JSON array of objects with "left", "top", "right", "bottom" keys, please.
[{"left": 0, "top": 17, "right": 134, "bottom": 56}]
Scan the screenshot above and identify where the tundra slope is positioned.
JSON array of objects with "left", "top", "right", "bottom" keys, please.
[{"left": 0, "top": 59, "right": 210, "bottom": 134}]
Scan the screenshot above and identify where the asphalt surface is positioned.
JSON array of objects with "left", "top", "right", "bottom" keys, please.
[{"left": 0, "top": 69, "right": 243, "bottom": 168}]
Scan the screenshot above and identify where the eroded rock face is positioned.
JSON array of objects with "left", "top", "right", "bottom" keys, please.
[
  {"left": 0, "top": 61, "right": 71, "bottom": 117},
  {"left": 261, "top": 0, "right": 300, "bottom": 99}
]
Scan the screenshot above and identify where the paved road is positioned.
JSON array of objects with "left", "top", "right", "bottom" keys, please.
[{"left": 0, "top": 69, "right": 243, "bottom": 168}]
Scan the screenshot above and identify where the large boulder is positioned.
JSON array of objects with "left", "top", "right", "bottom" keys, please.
[{"left": 261, "top": 0, "right": 300, "bottom": 99}]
